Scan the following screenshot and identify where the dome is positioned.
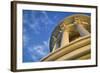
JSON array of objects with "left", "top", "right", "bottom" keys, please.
[{"left": 49, "top": 14, "right": 90, "bottom": 52}]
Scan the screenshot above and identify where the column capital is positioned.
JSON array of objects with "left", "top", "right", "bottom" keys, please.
[
  {"left": 60, "top": 23, "right": 69, "bottom": 32},
  {"left": 74, "top": 16, "right": 88, "bottom": 25}
]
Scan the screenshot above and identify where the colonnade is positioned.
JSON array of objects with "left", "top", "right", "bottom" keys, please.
[
  {"left": 41, "top": 15, "right": 91, "bottom": 61},
  {"left": 52, "top": 16, "right": 90, "bottom": 52}
]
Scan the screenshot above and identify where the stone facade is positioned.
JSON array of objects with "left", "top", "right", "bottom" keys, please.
[{"left": 41, "top": 14, "right": 91, "bottom": 61}]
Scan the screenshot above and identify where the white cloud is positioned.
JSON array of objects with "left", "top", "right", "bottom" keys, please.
[
  {"left": 31, "top": 55, "right": 38, "bottom": 61},
  {"left": 29, "top": 40, "right": 50, "bottom": 57},
  {"left": 43, "top": 40, "right": 49, "bottom": 48},
  {"left": 23, "top": 34, "right": 30, "bottom": 47},
  {"left": 24, "top": 11, "right": 55, "bottom": 35},
  {"left": 42, "top": 11, "right": 53, "bottom": 24}
]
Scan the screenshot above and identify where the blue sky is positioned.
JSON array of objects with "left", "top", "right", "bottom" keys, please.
[{"left": 23, "top": 10, "right": 91, "bottom": 62}]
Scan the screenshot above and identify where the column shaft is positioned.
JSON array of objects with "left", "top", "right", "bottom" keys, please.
[
  {"left": 61, "top": 31, "right": 69, "bottom": 47},
  {"left": 52, "top": 43, "right": 57, "bottom": 52},
  {"left": 75, "top": 24, "right": 90, "bottom": 36}
]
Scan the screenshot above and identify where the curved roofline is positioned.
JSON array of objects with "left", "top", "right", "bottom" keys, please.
[
  {"left": 49, "top": 14, "right": 90, "bottom": 52},
  {"left": 42, "top": 34, "right": 90, "bottom": 61}
]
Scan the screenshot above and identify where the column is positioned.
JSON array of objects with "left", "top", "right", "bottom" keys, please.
[
  {"left": 52, "top": 36, "right": 57, "bottom": 52},
  {"left": 74, "top": 17, "right": 90, "bottom": 36},
  {"left": 60, "top": 23, "right": 69, "bottom": 47},
  {"left": 52, "top": 43, "right": 57, "bottom": 52}
]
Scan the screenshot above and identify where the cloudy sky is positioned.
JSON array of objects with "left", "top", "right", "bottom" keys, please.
[{"left": 22, "top": 10, "right": 90, "bottom": 62}]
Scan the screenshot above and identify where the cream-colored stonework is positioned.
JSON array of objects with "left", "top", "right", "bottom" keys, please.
[{"left": 41, "top": 14, "right": 91, "bottom": 61}]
